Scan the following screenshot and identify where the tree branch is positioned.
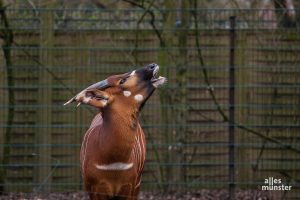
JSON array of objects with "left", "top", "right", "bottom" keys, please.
[
  {"left": 122, "top": 0, "right": 165, "bottom": 47},
  {"left": 191, "top": 0, "right": 300, "bottom": 155}
]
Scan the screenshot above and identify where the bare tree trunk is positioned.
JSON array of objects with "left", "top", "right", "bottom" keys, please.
[{"left": 0, "top": 0, "right": 14, "bottom": 194}]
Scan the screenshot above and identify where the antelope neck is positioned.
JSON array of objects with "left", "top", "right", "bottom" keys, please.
[
  {"left": 102, "top": 106, "right": 139, "bottom": 132},
  {"left": 99, "top": 106, "right": 139, "bottom": 163}
]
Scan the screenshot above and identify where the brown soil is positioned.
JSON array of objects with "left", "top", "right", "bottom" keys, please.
[{"left": 0, "top": 189, "right": 271, "bottom": 200}]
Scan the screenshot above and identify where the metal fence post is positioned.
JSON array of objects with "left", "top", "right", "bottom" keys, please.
[{"left": 229, "top": 16, "right": 236, "bottom": 200}]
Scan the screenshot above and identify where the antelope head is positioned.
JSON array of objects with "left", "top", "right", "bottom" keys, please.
[{"left": 64, "top": 63, "right": 166, "bottom": 111}]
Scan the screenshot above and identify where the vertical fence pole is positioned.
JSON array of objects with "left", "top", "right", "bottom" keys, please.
[
  {"left": 35, "top": 9, "right": 54, "bottom": 192},
  {"left": 229, "top": 16, "right": 236, "bottom": 200}
]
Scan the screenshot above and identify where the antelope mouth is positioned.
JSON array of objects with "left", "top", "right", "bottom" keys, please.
[{"left": 151, "top": 66, "right": 166, "bottom": 88}]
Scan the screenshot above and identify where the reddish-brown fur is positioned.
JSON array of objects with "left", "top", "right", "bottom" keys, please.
[
  {"left": 80, "top": 104, "right": 146, "bottom": 199},
  {"left": 65, "top": 64, "right": 165, "bottom": 200}
]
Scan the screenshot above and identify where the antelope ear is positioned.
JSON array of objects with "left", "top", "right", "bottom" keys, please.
[
  {"left": 64, "top": 79, "right": 110, "bottom": 106},
  {"left": 74, "top": 89, "right": 111, "bottom": 108}
]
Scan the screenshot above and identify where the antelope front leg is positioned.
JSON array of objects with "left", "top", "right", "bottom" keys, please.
[
  {"left": 89, "top": 183, "right": 112, "bottom": 200},
  {"left": 117, "top": 184, "right": 136, "bottom": 200},
  {"left": 132, "top": 186, "right": 140, "bottom": 200}
]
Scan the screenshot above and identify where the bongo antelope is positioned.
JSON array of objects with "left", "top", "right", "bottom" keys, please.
[{"left": 64, "top": 63, "right": 166, "bottom": 200}]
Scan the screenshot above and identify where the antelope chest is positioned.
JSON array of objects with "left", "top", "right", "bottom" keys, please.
[{"left": 80, "top": 118, "right": 146, "bottom": 185}]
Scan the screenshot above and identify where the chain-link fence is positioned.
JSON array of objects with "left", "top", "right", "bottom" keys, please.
[{"left": 0, "top": 7, "right": 300, "bottom": 199}]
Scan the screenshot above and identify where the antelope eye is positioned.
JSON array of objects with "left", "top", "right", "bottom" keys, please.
[{"left": 120, "top": 78, "right": 127, "bottom": 85}]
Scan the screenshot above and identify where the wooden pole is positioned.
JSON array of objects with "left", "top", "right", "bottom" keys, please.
[{"left": 35, "top": 8, "right": 54, "bottom": 192}]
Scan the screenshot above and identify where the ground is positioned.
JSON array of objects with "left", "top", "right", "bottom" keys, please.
[{"left": 0, "top": 189, "right": 271, "bottom": 200}]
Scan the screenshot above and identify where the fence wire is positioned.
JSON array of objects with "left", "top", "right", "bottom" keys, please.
[{"left": 0, "top": 7, "right": 300, "bottom": 199}]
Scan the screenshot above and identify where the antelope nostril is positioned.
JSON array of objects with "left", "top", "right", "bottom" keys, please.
[{"left": 149, "top": 63, "right": 157, "bottom": 70}]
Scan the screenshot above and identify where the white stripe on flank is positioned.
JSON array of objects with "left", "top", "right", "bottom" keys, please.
[
  {"left": 135, "top": 179, "right": 141, "bottom": 189},
  {"left": 81, "top": 126, "right": 96, "bottom": 177},
  {"left": 81, "top": 114, "right": 102, "bottom": 178},
  {"left": 131, "top": 124, "right": 146, "bottom": 189},
  {"left": 139, "top": 125, "right": 145, "bottom": 171},
  {"left": 136, "top": 136, "right": 142, "bottom": 171},
  {"left": 95, "top": 162, "right": 133, "bottom": 170}
]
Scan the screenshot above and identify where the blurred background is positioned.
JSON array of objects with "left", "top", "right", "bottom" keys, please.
[{"left": 0, "top": 0, "right": 300, "bottom": 199}]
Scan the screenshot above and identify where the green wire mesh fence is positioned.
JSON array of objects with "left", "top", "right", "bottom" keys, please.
[{"left": 0, "top": 7, "right": 300, "bottom": 199}]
